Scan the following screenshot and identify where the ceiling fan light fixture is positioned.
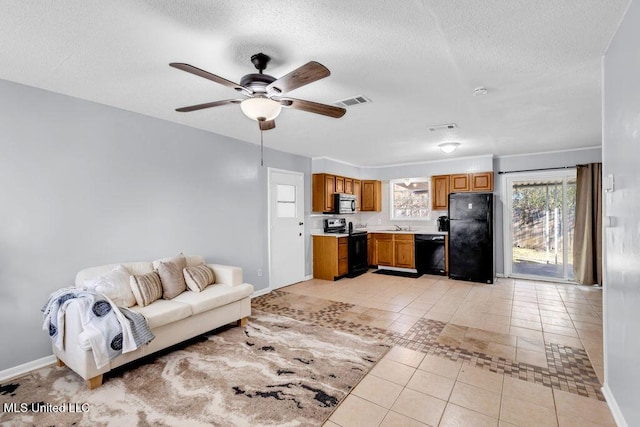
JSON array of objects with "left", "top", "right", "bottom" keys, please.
[
  {"left": 439, "top": 142, "right": 460, "bottom": 154},
  {"left": 240, "top": 96, "right": 281, "bottom": 122}
]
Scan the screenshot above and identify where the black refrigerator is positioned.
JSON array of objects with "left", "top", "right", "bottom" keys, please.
[{"left": 448, "top": 192, "right": 494, "bottom": 284}]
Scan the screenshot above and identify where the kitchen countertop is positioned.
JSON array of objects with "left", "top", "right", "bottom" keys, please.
[
  {"left": 311, "top": 229, "right": 447, "bottom": 237},
  {"left": 311, "top": 232, "right": 350, "bottom": 237}
]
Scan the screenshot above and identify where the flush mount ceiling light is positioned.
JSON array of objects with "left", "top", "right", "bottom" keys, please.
[
  {"left": 472, "top": 86, "right": 488, "bottom": 96},
  {"left": 240, "top": 96, "right": 282, "bottom": 122},
  {"left": 439, "top": 142, "right": 460, "bottom": 153}
]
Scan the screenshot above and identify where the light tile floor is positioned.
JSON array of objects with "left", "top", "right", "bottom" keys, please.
[{"left": 253, "top": 272, "right": 615, "bottom": 427}]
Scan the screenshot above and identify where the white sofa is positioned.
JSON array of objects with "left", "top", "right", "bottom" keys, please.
[{"left": 52, "top": 255, "right": 254, "bottom": 389}]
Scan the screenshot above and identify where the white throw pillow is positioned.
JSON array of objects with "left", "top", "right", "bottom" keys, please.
[{"left": 84, "top": 265, "right": 136, "bottom": 307}]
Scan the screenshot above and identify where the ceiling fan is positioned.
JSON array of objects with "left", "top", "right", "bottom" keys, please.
[{"left": 170, "top": 53, "right": 346, "bottom": 131}]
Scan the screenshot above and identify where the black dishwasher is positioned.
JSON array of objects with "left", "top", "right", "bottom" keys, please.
[{"left": 415, "top": 234, "right": 446, "bottom": 275}]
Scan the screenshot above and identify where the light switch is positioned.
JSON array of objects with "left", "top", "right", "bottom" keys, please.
[
  {"left": 468, "top": 203, "right": 473, "bottom": 209},
  {"left": 605, "top": 174, "right": 615, "bottom": 193}
]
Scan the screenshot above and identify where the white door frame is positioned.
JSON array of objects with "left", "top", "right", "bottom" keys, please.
[
  {"left": 267, "top": 167, "right": 305, "bottom": 290},
  {"left": 502, "top": 169, "right": 576, "bottom": 282}
]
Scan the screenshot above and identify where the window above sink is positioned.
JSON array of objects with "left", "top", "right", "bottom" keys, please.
[{"left": 390, "top": 177, "right": 431, "bottom": 221}]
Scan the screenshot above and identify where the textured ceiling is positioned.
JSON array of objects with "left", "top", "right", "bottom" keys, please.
[{"left": 0, "top": 0, "right": 630, "bottom": 166}]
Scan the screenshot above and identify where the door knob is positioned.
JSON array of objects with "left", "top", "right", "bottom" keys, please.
[{"left": 299, "top": 222, "right": 304, "bottom": 226}]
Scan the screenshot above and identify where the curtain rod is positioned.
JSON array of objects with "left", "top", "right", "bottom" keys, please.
[{"left": 498, "top": 165, "right": 578, "bottom": 175}]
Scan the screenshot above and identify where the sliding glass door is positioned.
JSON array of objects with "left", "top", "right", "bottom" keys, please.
[{"left": 504, "top": 170, "right": 576, "bottom": 281}]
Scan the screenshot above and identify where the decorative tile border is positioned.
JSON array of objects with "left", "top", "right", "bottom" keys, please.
[{"left": 252, "top": 290, "right": 605, "bottom": 401}]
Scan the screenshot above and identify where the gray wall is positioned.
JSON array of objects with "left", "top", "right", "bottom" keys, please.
[
  {"left": 603, "top": 1, "right": 640, "bottom": 425},
  {"left": 0, "top": 79, "right": 310, "bottom": 371}
]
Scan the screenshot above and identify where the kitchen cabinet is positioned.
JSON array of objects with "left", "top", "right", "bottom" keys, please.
[
  {"left": 431, "top": 172, "right": 493, "bottom": 210},
  {"left": 353, "top": 180, "right": 361, "bottom": 211},
  {"left": 335, "top": 176, "right": 345, "bottom": 194},
  {"left": 445, "top": 235, "right": 449, "bottom": 273},
  {"left": 372, "top": 233, "right": 394, "bottom": 266},
  {"left": 361, "top": 180, "right": 382, "bottom": 212},
  {"left": 450, "top": 174, "right": 470, "bottom": 192},
  {"left": 367, "top": 233, "right": 374, "bottom": 266},
  {"left": 394, "top": 235, "right": 415, "bottom": 269},
  {"left": 471, "top": 172, "right": 493, "bottom": 191},
  {"left": 312, "top": 173, "right": 336, "bottom": 212},
  {"left": 313, "top": 174, "right": 375, "bottom": 213},
  {"left": 345, "top": 178, "right": 353, "bottom": 195},
  {"left": 313, "top": 235, "right": 348, "bottom": 280},
  {"left": 431, "top": 175, "right": 450, "bottom": 211},
  {"left": 371, "top": 233, "right": 415, "bottom": 269}
]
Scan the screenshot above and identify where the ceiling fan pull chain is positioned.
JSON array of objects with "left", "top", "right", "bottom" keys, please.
[{"left": 260, "top": 129, "right": 264, "bottom": 167}]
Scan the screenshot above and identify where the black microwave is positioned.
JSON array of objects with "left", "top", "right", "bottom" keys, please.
[{"left": 326, "top": 193, "right": 357, "bottom": 214}]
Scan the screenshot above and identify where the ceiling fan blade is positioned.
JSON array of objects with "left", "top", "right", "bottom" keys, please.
[
  {"left": 169, "top": 63, "right": 251, "bottom": 95},
  {"left": 276, "top": 97, "right": 346, "bottom": 118},
  {"left": 266, "top": 61, "right": 330, "bottom": 95},
  {"left": 175, "top": 99, "right": 242, "bottom": 112},
  {"left": 259, "top": 119, "right": 276, "bottom": 131}
]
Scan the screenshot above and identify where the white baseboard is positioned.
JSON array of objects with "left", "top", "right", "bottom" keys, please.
[
  {"left": 1, "top": 278, "right": 309, "bottom": 383},
  {"left": 602, "top": 383, "right": 628, "bottom": 427},
  {"left": 0, "top": 355, "right": 56, "bottom": 383},
  {"left": 303, "top": 274, "right": 313, "bottom": 281},
  {"left": 251, "top": 287, "right": 272, "bottom": 298}
]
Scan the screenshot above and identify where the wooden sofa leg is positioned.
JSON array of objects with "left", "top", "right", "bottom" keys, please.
[
  {"left": 56, "top": 358, "right": 65, "bottom": 368},
  {"left": 236, "top": 317, "right": 248, "bottom": 327},
  {"left": 87, "top": 375, "right": 103, "bottom": 390}
]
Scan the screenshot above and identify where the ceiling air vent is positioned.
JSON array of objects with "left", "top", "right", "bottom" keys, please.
[
  {"left": 335, "top": 95, "right": 372, "bottom": 108},
  {"left": 428, "top": 123, "right": 457, "bottom": 132}
]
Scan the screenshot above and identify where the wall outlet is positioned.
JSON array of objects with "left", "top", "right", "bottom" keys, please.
[
  {"left": 377, "top": 218, "right": 382, "bottom": 224},
  {"left": 257, "top": 268, "right": 263, "bottom": 277}
]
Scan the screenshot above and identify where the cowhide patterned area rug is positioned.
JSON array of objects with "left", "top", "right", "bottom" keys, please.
[{"left": 0, "top": 312, "right": 388, "bottom": 427}]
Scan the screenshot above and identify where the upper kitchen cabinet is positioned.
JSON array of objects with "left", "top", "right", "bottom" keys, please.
[
  {"left": 345, "top": 178, "right": 353, "bottom": 194},
  {"left": 312, "top": 173, "right": 378, "bottom": 213},
  {"left": 361, "top": 180, "right": 382, "bottom": 212},
  {"left": 431, "top": 175, "right": 450, "bottom": 210},
  {"left": 335, "top": 176, "right": 345, "bottom": 194},
  {"left": 431, "top": 172, "right": 494, "bottom": 210},
  {"left": 312, "top": 173, "right": 336, "bottom": 212},
  {"left": 353, "top": 180, "right": 361, "bottom": 211},
  {"left": 450, "top": 174, "right": 471, "bottom": 192},
  {"left": 471, "top": 171, "right": 493, "bottom": 191}
]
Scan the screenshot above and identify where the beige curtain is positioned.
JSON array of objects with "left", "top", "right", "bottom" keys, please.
[{"left": 573, "top": 163, "right": 603, "bottom": 285}]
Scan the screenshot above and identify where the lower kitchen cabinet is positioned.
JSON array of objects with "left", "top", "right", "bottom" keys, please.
[
  {"left": 394, "top": 234, "right": 415, "bottom": 269},
  {"left": 373, "top": 233, "right": 394, "bottom": 266},
  {"left": 367, "top": 233, "right": 374, "bottom": 266},
  {"left": 371, "top": 233, "right": 415, "bottom": 269},
  {"left": 313, "top": 235, "right": 348, "bottom": 280}
]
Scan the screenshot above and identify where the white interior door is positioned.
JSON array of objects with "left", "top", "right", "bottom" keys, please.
[{"left": 268, "top": 168, "right": 305, "bottom": 289}]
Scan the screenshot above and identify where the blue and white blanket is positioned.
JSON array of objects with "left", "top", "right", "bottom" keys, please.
[{"left": 42, "top": 288, "right": 154, "bottom": 369}]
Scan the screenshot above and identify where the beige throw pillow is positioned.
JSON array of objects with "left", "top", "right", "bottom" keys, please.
[
  {"left": 156, "top": 255, "right": 187, "bottom": 299},
  {"left": 130, "top": 271, "right": 163, "bottom": 307},
  {"left": 183, "top": 265, "right": 216, "bottom": 292}
]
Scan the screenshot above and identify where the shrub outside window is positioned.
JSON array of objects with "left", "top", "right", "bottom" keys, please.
[{"left": 390, "top": 178, "right": 431, "bottom": 220}]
